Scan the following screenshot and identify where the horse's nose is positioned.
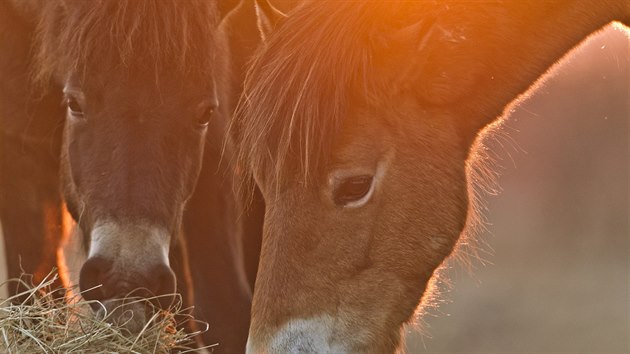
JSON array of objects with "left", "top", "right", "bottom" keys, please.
[
  {"left": 79, "top": 256, "right": 111, "bottom": 303},
  {"left": 147, "top": 263, "right": 177, "bottom": 307},
  {"left": 79, "top": 256, "right": 176, "bottom": 309}
]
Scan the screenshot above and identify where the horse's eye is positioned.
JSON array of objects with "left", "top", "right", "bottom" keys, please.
[
  {"left": 333, "top": 175, "right": 374, "bottom": 207},
  {"left": 66, "top": 97, "right": 84, "bottom": 118},
  {"left": 196, "top": 106, "right": 215, "bottom": 128}
]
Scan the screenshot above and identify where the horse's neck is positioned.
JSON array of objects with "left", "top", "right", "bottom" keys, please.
[
  {"left": 492, "top": 2, "right": 626, "bottom": 107},
  {"left": 461, "top": 0, "right": 628, "bottom": 135}
]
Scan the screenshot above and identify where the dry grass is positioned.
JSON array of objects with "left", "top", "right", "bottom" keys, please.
[{"left": 0, "top": 271, "right": 211, "bottom": 353}]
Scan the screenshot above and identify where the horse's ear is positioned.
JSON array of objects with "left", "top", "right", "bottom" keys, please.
[
  {"left": 218, "top": 0, "right": 244, "bottom": 21},
  {"left": 380, "top": 15, "right": 494, "bottom": 145},
  {"left": 375, "top": 19, "right": 437, "bottom": 86},
  {"left": 254, "top": 0, "right": 287, "bottom": 42},
  {"left": 384, "top": 18, "right": 488, "bottom": 107}
]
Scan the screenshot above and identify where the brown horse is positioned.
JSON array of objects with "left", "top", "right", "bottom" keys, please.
[
  {"left": 235, "top": 1, "right": 629, "bottom": 352},
  {"left": 0, "top": 0, "right": 261, "bottom": 351}
]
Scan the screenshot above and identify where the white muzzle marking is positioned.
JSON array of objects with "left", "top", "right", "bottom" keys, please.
[
  {"left": 247, "top": 316, "right": 351, "bottom": 354},
  {"left": 89, "top": 220, "right": 170, "bottom": 268}
]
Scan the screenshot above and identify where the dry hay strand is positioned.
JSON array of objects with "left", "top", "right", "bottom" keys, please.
[{"left": 0, "top": 271, "right": 212, "bottom": 353}]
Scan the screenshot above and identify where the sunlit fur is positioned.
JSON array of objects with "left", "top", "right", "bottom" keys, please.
[
  {"left": 235, "top": 2, "right": 383, "bottom": 191},
  {"left": 236, "top": 1, "right": 629, "bottom": 352}
]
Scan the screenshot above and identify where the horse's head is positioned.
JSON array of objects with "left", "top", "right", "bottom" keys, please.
[
  {"left": 63, "top": 71, "right": 218, "bottom": 316},
  {"left": 242, "top": 0, "right": 630, "bottom": 351},
  {"left": 245, "top": 101, "right": 469, "bottom": 352},
  {"left": 237, "top": 1, "right": 538, "bottom": 352},
  {"left": 34, "top": 0, "right": 231, "bottom": 328}
]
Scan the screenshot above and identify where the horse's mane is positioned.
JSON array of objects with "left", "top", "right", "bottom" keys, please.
[
  {"left": 234, "top": 1, "right": 433, "bottom": 191},
  {"left": 33, "top": 0, "right": 220, "bottom": 85}
]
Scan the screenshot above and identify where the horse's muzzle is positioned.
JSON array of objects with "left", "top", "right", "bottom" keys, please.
[
  {"left": 80, "top": 256, "right": 176, "bottom": 307},
  {"left": 77, "top": 221, "right": 175, "bottom": 331}
]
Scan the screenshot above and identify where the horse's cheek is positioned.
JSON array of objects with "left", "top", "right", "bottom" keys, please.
[
  {"left": 65, "top": 129, "right": 87, "bottom": 191},
  {"left": 393, "top": 148, "right": 467, "bottom": 269}
]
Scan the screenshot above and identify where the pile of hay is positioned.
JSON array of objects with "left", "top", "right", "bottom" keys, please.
[{"left": 0, "top": 272, "right": 210, "bottom": 353}]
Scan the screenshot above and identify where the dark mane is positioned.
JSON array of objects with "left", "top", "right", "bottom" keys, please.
[
  {"left": 33, "top": 0, "right": 219, "bottom": 84},
  {"left": 234, "top": 1, "right": 431, "bottom": 190}
]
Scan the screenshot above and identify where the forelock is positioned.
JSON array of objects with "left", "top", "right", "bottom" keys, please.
[{"left": 33, "top": 0, "right": 220, "bottom": 85}]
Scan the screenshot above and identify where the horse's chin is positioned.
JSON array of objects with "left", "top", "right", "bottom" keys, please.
[{"left": 96, "top": 300, "right": 150, "bottom": 334}]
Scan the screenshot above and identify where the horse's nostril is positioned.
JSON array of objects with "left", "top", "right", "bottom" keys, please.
[
  {"left": 79, "top": 257, "right": 175, "bottom": 310},
  {"left": 79, "top": 256, "right": 112, "bottom": 302},
  {"left": 149, "top": 264, "right": 177, "bottom": 308}
]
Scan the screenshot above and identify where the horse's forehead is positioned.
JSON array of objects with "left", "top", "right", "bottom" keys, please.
[{"left": 79, "top": 68, "right": 215, "bottom": 101}]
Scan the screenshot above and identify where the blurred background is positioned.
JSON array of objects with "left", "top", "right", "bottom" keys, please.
[{"left": 407, "top": 25, "right": 629, "bottom": 353}]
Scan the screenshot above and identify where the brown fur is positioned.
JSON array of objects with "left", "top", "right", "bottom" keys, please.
[
  {"left": 237, "top": 0, "right": 629, "bottom": 352},
  {"left": 32, "top": 0, "right": 219, "bottom": 85},
  {"left": 1, "top": 1, "right": 258, "bottom": 351}
]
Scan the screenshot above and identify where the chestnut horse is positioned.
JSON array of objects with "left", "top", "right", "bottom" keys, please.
[
  {"left": 235, "top": 1, "right": 629, "bottom": 352},
  {"left": 0, "top": 0, "right": 261, "bottom": 351}
]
